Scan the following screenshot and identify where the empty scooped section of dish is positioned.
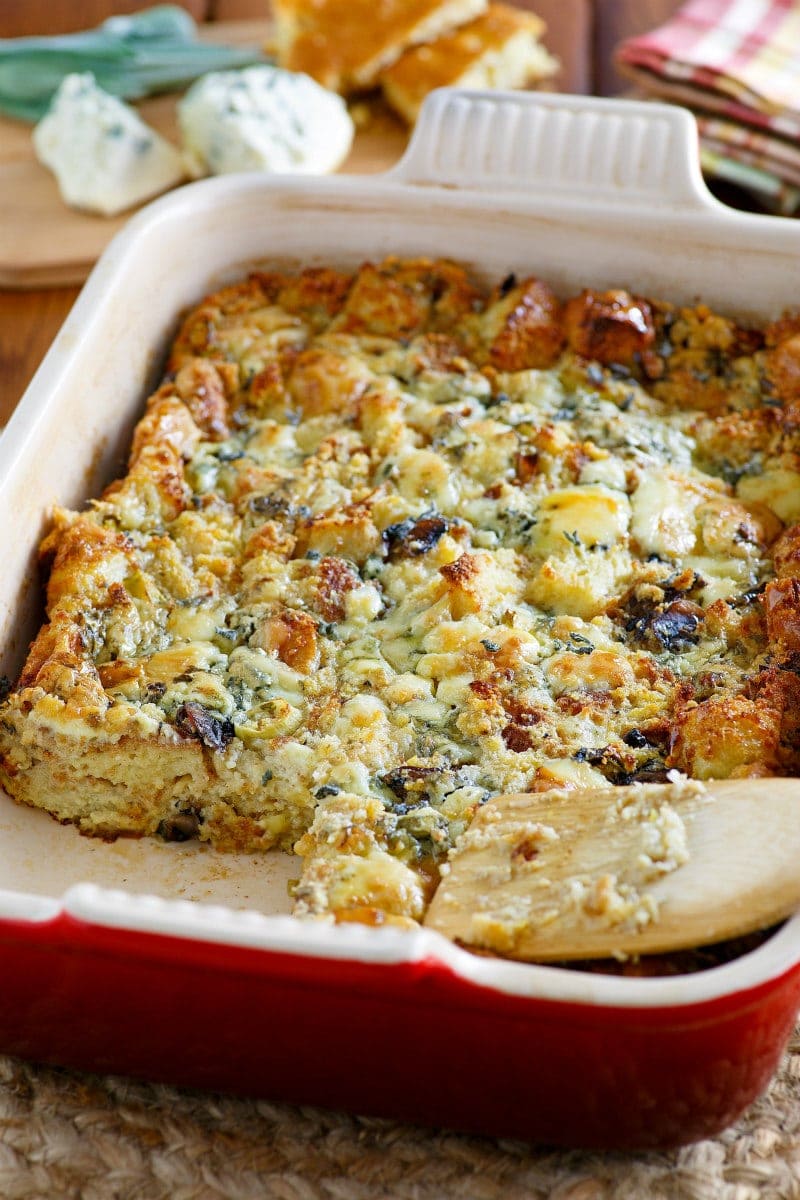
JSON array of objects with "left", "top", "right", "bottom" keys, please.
[{"left": 0, "top": 800, "right": 296, "bottom": 911}]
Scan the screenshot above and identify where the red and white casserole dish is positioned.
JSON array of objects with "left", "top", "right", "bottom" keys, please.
[{"left": 1, "top": 92, "right": 799, "bottom": 1150}]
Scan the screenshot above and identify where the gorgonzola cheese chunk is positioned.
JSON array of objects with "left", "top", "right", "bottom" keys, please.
[
  {"left": 178, "top": 65, "right": 354, "bottom": 177},
  {"left": 33, "top": 73, "right": 185, "bottom": 216}
]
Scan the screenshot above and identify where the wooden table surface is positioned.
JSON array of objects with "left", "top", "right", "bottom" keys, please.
[{"left": 0, "top": 286, "right": 79, "bottom": 425}]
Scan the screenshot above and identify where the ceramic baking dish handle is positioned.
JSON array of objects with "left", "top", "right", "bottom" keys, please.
[{"left": 391, "top": 90, "right": 715, "bottom": 212}]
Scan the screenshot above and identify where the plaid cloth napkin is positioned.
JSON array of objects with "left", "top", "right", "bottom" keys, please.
[{"left": 616, "top": 0, "right": 800, "bottom": 213}]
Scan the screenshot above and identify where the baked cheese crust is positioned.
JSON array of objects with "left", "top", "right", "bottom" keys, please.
[{"left": 3, "top": 258, "right": 800, "bottom": 928}]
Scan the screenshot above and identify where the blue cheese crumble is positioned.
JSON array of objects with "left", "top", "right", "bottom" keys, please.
[
  {"left": 178, "top": 65, "right": 354, "bottom": 177},
  {"left": 33, "top": 73, "right": 185, "bottom": 216}
]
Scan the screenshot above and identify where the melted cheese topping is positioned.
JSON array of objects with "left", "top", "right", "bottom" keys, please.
[{"left": 4, "top": 259, "right": 799, "bottom": 928}]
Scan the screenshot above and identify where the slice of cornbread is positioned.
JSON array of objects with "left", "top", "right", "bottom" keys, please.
[
  {"left": 271, "top": 0, "right": 488, "bottom": 93},
  {"left": 380, "top": 2, "right": 558, "bottom": 124}
]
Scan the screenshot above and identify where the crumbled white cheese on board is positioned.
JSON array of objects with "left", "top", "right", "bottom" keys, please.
[
  {"left": 178, "top": 65, "right": 354, "bottom": 176},
  {"left": 33, "top": 73, "right": 185, "bottom": 215}
]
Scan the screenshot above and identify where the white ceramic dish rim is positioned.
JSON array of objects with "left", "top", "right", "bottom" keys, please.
[{"left": 2, "top": 90, "right": 800, "bottom": 1013}]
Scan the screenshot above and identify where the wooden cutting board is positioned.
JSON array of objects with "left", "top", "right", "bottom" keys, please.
[{"left": 0, "top": 21, "right": 409, "bottom": 289}]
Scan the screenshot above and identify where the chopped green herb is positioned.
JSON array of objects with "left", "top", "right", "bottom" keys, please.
[{"left": 569, "top": 632, "right": 594, "bottom": 654}]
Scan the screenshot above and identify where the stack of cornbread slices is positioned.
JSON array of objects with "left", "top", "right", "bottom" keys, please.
[{"left": 271, "top": 0, "right": 558, "bottom": 123}]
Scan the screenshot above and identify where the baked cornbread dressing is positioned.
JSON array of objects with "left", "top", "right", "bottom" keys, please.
[
  {"left": 380, "top": 3, "right": 558, "bottom": 125},
  {"left": 3, "top": 258, "right": 800, "bottom": 937},
  {"left": 271, "top": 0, "right": 488, "bottom": 93}
]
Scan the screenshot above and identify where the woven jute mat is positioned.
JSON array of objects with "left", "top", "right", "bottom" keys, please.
[{"left": 1, "top": 1029, "right": 799, "bottom": 1200}]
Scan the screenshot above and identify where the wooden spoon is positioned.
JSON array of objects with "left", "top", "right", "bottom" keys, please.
[{"left": 423, "top": 778, "right": 800, "bottom": 962}]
